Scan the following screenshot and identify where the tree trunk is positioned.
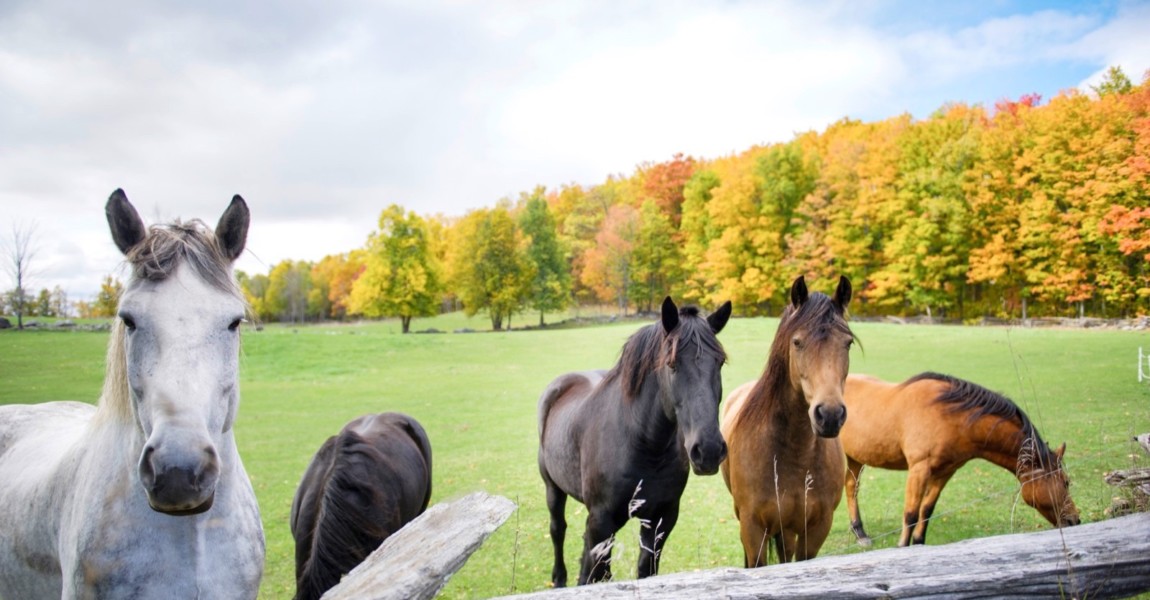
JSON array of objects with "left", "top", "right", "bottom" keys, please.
[{"left": 401, "top": 315, "right": 411, "bottom": 333}]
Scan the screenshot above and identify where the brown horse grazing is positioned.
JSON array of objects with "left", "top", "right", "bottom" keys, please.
[
  {"left": 841, "top": 372, "right": 1081, "bottom": 547},
  {"left": 290, "top": 413, "right": 433, "bottom": 600},
  {"left": 539, "top": 297, "right": 732, "bottom": 586},
  {"left": 721, "top": 275, "right": 854, "bottom": 567}
]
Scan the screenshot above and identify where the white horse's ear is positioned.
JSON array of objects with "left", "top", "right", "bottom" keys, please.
[
  {"left": 216, "top": 195, "right": 249, "bottom": 262},
  {"left": 106, "top": 188, "right": 147, "bottom": 255}
]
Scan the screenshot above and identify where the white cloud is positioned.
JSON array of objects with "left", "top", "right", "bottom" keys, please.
[{"left": 2, "top": 0, "right": 1148, "bottom": 301}]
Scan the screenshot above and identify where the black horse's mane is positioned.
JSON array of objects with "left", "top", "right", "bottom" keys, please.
[
  {"left": 603, "top": 306, "right": 726, "bottom": 400},
  {"left": 295, "top": 433, "right": 400, "bottom": 600},
  {"left": 908, "top": 371, "right": 1058, "bottom": 469},
  {"left": 738, "top": 293, "right": 853, "bottom": 428}
]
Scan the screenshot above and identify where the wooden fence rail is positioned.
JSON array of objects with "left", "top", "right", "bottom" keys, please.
[
  {"left": 495, "top": 512, "right": 1150, "bottom": 600},
  {"left": 321, "top": 491, "right": 516, "bottom": 600}
]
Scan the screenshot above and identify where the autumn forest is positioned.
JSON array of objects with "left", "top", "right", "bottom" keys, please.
[{"left": 233, "top": 68, "right": 1150, "bottom": 329}]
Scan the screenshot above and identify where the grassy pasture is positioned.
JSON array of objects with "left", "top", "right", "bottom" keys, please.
[{"left": 2, "top": 313, "right": 1149, "bottom": 599}]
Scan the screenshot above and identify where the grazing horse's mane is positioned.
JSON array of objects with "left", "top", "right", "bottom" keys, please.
[
  {"left": 908, "top": 372, "right": 1058, "bottom": 470},
  {"left": 95, "top": 219, "right": 245, "bottom": 425},
  {"left": 604, "top": 306, "right": 727, "bottom": 400},
  {"left": 736, "top": 293, "right": 853, "bottom": 428},
  {"left": 296, "top": 430, "right": 427, "bottom": 600}
]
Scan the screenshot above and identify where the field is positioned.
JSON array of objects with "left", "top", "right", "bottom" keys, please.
[{"left": 3, "top": 312, "right": 1149, "bottom": 598}]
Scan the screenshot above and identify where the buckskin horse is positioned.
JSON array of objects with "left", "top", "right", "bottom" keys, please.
[
  {"left": 840, "top": 372, "right": 1080, "bottom": 546},
  {"left": 721, "top": 276, "right": 854, "bottom": 567},
  {"left": 290, "top": 412, "right": 433, "bottom": 600},
  {"left": 0, "top": 189, "right": 264, "bottom": 598},
  {"left": 538, "top": 297, "right": 732, "bottom": 586}
]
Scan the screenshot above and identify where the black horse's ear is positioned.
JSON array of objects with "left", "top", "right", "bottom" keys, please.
[
  {"left": 834, "top": 276, "right": 852, "bottom": 310},
  {"left": 661, "top": 296, "right": 679, "bottom": 333},
  {"left": 707, "top": 300, "right": 732, "bottom": 334},
  {"left": 105, "top": 188, "right": 147, "bottom": 255},
  {"left": 790, "top": 276, "right": 808, "bottom": 308},
  {"left": 216, "top": 195, "right": 250, "bottom": 262}
]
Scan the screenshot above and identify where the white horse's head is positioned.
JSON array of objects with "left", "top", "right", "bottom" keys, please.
[{"left": 105, "top": 189, "right": 249, "bottom": 515}]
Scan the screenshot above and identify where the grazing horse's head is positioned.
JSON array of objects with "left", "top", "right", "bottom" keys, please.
[
  {"left": 778, "top": 276, "right": 854, "bottom": 438},
  {"left": 653, "top": 297, "right": 733, "bottom": 475},
  {"left": 1019, "top": 441, "right": 1081, "bottom": 528},
  {"left": 105, "top": 189, "right": 249, "bottom": 516}
]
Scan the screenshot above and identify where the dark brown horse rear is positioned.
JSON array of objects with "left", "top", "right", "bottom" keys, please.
[
  {"left": 841, "top": 372, "right": 1080, "bottom": 547},
  {"left": 721, "top": 276, "right": 854, "bottom": 567},
  {"left": 538, "top": 297, "right": 732, "bottom": 586},
  {"left": 290, "top": 412, "right": 433, "bottom": 600}
]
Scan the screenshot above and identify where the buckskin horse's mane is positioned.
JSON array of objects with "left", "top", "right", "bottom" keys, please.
[{"left": 603, "top": 306, "right": 727, "bottom": 400}]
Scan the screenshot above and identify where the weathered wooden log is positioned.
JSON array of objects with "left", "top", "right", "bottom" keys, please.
[
  {"left": 321, "top": 491, "right": 516, "bottom": 600},
  {"left": 497, "top": 512, "right": 1150, "bottom": 599},
  {"left": 1106, "top": 466, "right": 1150, "bottom": 493}
]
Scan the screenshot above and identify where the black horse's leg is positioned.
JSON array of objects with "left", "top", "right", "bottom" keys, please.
[
  {"left": 543, "top": 479, "right": 569, "bottom": 587},
  {"left": 579, "top": 507, "right": 623, "bottom": 585},
  {"left": 636, "top": 501, "right": 679, "bottom": 579}
]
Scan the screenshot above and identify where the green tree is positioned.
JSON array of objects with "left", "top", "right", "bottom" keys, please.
[
  {"left": 348, "top": 205, "right": 442, "bottom": 333},
  {"left": 518, "top": 189, "right": 571, "bottom": 325},
  {"left": 447, "top": 207, "right": 531, "bottom": 330},
  {"left": 265, "top": 260, "right": 313, "bottom": 323},
  {"left": 35, "top": 288, "right": 52, "bottom": 317},
  {"left": 236, "top": 271, "right": 272, "bottom": 322},
  {"left": 629, "top": 200, "right": 683, "bottom": 312},
  {"left": 1091, "top": 65, "right": 1133, "bottom": 97},
  {"left": 679, "top": 169, "right": 722, "bottom": 303},
  {"left": 50, "top": 286, "right": 69, "bottom": 318},
  {"left": 92, "top": 275, "right": 123, "bottom": 318}
]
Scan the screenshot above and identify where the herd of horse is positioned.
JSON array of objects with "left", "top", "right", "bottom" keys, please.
[{"left": 0, "top": 192, "right": 1081, "bottom": 599}]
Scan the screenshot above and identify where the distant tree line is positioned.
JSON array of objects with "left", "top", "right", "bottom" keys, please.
[
  {"left": 9, "top": 68, "right": 1146, "bottom": 329},
  {"left": 235, "top": 68, "right": 1150, "bottom": 327}
]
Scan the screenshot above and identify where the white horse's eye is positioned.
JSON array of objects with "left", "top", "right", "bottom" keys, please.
[
  {"left": 228, "top": 318, "right": 243, "bottom": 332},
  {"left": 120, "top": 314, "right": 137, "bottom": 332}
]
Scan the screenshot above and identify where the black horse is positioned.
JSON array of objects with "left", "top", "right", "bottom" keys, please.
[
  {"left": 537, "top": 297, "right": 732, "bottom": 586},
  {"left": 290, "top": 413, "right": 433, "bottom": 600}
]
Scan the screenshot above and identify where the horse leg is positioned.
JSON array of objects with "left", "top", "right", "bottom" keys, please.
[
  {"left": 845, "top": 457, "right": 871, "bottom": 546},
  {"left": 579, "top": 508, "right": 624, "bottom": 585},
  {"left": 737, "top": 512, "right": 770, "bottom": 568},
  {"left": 794, "top": 513, "right": 834, "bottom": 561},
  {"left": 912, "top": 471, "right": 954, "bottom": 545},
  {"left": 636, "top": 502, "right": 679, "bottom": 579},
  {"left": 773, "top": 531, "right": 799, "bottom": 563},
  {"left": 900, "top": 461, "right": 932, "bottom": 547},
  {"left": 543, "top": 479, "right": 569, "bottom": 587}
]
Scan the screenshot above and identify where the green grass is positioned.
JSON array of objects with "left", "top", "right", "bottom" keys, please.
[{"left": 2, "top": 315, "right": 1149, "bottom": 598}]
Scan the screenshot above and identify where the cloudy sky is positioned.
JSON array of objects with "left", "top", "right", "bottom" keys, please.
[{"left": 2, "top": 0, "right": 1148, "bottom": 300}]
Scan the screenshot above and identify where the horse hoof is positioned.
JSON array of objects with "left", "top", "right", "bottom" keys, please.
[{"left": 856, "top": 536, "right": 873, "bottom": 548}]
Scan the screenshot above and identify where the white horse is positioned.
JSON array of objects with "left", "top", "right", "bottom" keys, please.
[{"left": 0, "top": 189, "right": 265, "bottom": 599}]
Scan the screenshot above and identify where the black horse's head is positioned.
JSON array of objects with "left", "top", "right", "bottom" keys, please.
[{"left": 655, "top": 297, "right": 733, "bottom": 475}]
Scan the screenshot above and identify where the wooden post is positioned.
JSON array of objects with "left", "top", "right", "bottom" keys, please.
[
  {"left": 320, "top": 491, "right": 516, "bottom": 600},
  {"left": 495, "top": 512, "right": 1150, "bottom": 599}
]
